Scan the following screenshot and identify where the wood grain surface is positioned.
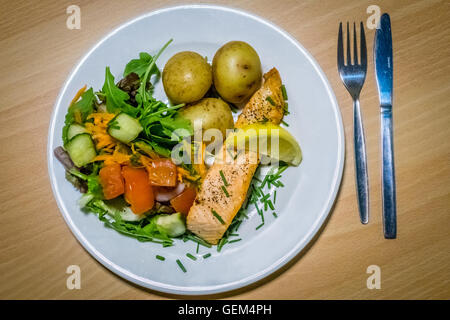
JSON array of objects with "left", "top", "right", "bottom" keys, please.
[{"left": 0, "top": 0, "right": 449, "bottom": 300}]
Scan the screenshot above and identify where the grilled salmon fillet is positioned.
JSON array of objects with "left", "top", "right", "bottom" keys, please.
[
  {"left": 186, "top": 68, "right": 285, "bottom": 244},
  {"left": 235, "top": 68, "right": 285, "bottom": 128}
]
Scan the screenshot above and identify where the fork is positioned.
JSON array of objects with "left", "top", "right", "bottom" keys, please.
[{"left": 338, "top": 22, "right": 369, "bottom": 224}]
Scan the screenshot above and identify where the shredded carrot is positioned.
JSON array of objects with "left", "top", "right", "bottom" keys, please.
[
  {"left": 70, "top": 85, "right": 87, "bottom": 106},
  {"left": 85, "top": 112, "right": 117, "bottom": 151},
  {"left": 92, "top": 147, "right": 131, "bottom": 166},
  {"left": 139, "top": 154, "right": 154, "bottom": 176},
  {"left": 177, "top": 167, "right": 199, "bottom": 182}
]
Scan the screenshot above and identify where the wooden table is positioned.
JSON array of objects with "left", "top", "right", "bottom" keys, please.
[{"left": 1, "top": 0, "right": 449, "bottom": 299}]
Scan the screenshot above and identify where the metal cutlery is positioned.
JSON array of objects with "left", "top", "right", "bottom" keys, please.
[
  {"left": 337, "top": 22, "right": 369, "bottom": 224},
  {"left": 374, "top": 13, "right": 397, "bottom": 239}
]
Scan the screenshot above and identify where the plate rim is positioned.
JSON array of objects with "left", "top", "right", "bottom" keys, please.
[{"left": 47, "top": 4, "right": 345, "bottom": 295}]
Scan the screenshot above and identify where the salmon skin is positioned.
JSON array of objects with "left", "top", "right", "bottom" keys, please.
[{"left": 186, "top": 68, "right": 285, "bottom": 244}]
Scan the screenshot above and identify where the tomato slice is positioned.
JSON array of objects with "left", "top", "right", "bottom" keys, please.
[
  {"left": 170, "top": 187, "right": 196, "bottom": 215},
  {"left": 146, "top": 158, "right": 177, "bottom": 187},
  {"left": 121, "top": 166, "right": 154, "bottom": 214},
  {"left": 99, "top": 164, "right": 124, "bottom": 200}
]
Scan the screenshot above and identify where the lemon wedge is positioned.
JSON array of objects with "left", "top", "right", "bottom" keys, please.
[{"left": 225, "top": 123, "right": 302, "bottom": 166}]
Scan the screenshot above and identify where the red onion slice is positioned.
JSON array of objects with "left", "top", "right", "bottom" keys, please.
[{"left": 154, "top": 182, "right": 185, "bottom": 202}]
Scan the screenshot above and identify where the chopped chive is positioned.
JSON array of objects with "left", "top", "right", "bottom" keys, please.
[
  {"left": 228, "top": 233, "right": 239, "bottom": 237},
  {"left": 196, "top": 242, "right": 199, "bottom": 254},
  {"left": 156, "top": 255, "right": 165, "bottom": 261},
  {"left": 176, "top": 259, "right": 187, "bottom": 273},
  {"left": 261, "top": 193, "right": 271, "bottom": 202},
  {"left": 228, "top": 238, "right": 242, "bottom": 244},
  {"left": 186, "top": 253, "right": 197, "bottom": 261},
  {"left": 266, "top": 96, "right": 276, "bottom": 106},
  {"left": 264, "top": 201, "right": 268, "bottom": 211},
  {"left": 203, "top": 253, "right": 212, "bottom": 259},
  {"left": 281, "top": 120, "right": 289, "bottom": 127},
  {"left": 252, "top": 184, "right": 261, "bottom": 197},
  {"left": 268, "top": 199, "right": 275, "bottom": 211},
  {"left": 256, "top": 223, "right": 265, "bottom": 230},
  {"left": 217, "top": 238, "right": 228, "bottom": 252},
  {"left": 219, "top": 170, "right": 229, "bottom": 186},
  {"left": 273, "top": 212, "right": 278, "bottom": 218},
  {"left": 281, "top": 84, "right": 288, "bottom": 100},
  {"left": 185, "top": 233, "right": 212, "bottom": 248},
  {"left": 284, "top": 104, "right": 290, "bottom": 115},
  {"left": 211, "top": 209, "right": 225, "bottom": 225},
  {"left": 221, "top": 185, "right": 230, "bottom": 197},
  {"left": 273, "top": 190, "right": 277, "bottom": 204},
  {"left": 276, "top": 165, "right": 289, "bottom": 175}
]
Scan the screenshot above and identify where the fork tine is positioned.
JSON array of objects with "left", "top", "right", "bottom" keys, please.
[
  {"left": 337, "top": 22, "right": 344, "bottom": 68},
  {"left": 360, "top": 22, "right": 367, "bottom": 68},
  {"left": 346, "top": 22, "right": 351, "bottom": 65},
  {"left": 353, "top": 22, "right": 358, "bottom": 65}
]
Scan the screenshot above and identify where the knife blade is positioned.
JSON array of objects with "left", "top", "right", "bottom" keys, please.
[{"left": 374, "top": 13, "right": 397, "bottom": 239}]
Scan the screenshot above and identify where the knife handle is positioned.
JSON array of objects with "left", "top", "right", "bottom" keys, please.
[
  {"left": 354, "top": 99, "right": 369, "bottom": 224},
  {"left": 381, "top": 109, "right": 397, "bottom": 238}
]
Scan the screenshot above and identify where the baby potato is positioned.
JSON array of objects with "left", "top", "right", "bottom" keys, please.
[
  {"left": 212, "top": 41, "right": 262, "bottom": 104},
  {"left": 179, "top": 98, "right": 234, "bottom": 140},
  {"left": 162, "top": 51, "right": 212, "bottom": 104}
]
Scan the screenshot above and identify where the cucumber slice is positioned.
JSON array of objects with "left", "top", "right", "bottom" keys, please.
[
  {"left": 108, "top": 113, "right": 143, "bottom": 144},
  {"left": 106, "top": 198, "right": 146, "bottom": 221},
  {"left": 155, "top": 213, "right": 186, "bottom": 237},
  {"left": 66, "top": 133, "right": 96, "bottom": 167},
  {"left": 67, "top": 124, "right": 86, "bottom": 140}
]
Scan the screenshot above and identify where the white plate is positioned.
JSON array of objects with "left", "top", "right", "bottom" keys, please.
[{"left": 47, "top": 5, "right": 344, "bottom": 295}]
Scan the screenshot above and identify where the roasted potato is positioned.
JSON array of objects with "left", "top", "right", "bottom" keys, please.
[
  {"left": 162, "top": 51, "right": 212, "bottom": 104},
  {"left": 212, "top": 41, "right": 262, "bottom": 104},
  {"left": 179, "top": 98, "right": 234, "bottom": 140}
]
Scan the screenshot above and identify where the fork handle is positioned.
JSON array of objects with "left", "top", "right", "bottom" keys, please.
[
  {"left": 381, "top": 109, "right": 397, "bottom": 238},
  {"left": 353, "top": 99, "right": 369, "bottom": 224}
]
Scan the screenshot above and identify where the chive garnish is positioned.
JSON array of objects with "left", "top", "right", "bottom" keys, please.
[
  {"left": 256, "top": 223, "right": 265, "bottom": 230},
  {"left": 219, "top": 170, "right": 229, "bottom": 186},
  {"left": 203, "top": 253, "right": 212, "bottom": 259},
  {"left": 196, "top": 243, "right": 199, "bottom": 254},
  {"left": 221, "top": 185, "right": 230, "bottom": 197},
  {"left": 281, "top": 120, "right": 289, "bottom": 127},
  {"left": 283, "top": 102, "right": 290, "bottom": 115},
  {"left": 186, "top": 253, "right": 197, "bottom": 261},
  {"left": 228, "top": 238, "right": 242, "bottom": 244},
  {"left": 176, "top": 259, "right": 187, "bottom": 273},
  {"left": 211, "top": 209, "right": 225, "bottom": 225},
  {"left": 268, "top": 199, "right": 275, "bottom": 211},
  {"left": 274, "top": 190, "right": 277, "bottom": 204},
  {"left": 266, "top": 96, "right": 276, "bottom": 106},
  {"left": 217, "top": 238, "right": 228, "bottom": 252},
  {"left": 184, "top": 233, "right": 212, "bottom": 248},
  {"left": 281, "top": 85, "right": 288, "bottom": 100},
  {"left": 273, "top": 212, "right": 278, "bottom": 218},
  {"left": 156, "top": 255, "right": 165, "bottom": 261}
]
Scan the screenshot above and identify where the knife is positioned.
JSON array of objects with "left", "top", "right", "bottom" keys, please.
[{"left": 374, "top": 13, "right": 397, "bottom": 239}]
